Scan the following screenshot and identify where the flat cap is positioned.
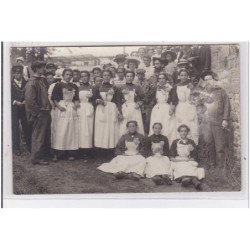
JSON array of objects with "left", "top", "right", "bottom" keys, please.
[
  {"left": 12, "top": 64, "right": 23, "bottom": 73},
  {"left": 136, "top": 68, "right": 146, "bottom": 74},
  {"left": 31, "top": 61, "right": 46, "bottom": 71}
]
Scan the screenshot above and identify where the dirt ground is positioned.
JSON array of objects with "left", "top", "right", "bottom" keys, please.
[{"left": 12, "top": 147, "right": 241, "bottom": 195}]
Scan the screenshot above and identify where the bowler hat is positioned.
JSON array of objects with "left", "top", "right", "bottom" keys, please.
[
  {"left": 136, "top": 68, "right": 146, "bottom": 75},
  {"left": 200, "top": 70, "right": 218, "bottom": 81},
  {"left": 114, "top": 54, "right": 127, "bottom": 63},
  {"left": 46, "top": 62, "right": 57, "bottom": 69},
  {"left": 161, "top": 50, "right": 177, "bottom": 60}
]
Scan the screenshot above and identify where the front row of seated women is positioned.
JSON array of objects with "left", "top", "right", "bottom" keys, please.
[{"left": 98, "top": 121, "right": 205, "bottom": 190}]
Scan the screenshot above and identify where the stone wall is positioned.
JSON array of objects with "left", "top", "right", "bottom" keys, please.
[{"left": 210, "top": 44, "right": 241, "bottom": 170}]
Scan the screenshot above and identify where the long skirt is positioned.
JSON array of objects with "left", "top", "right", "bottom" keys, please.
[
  {"left": 98, "top": 154, "right": 146, "bottom": 176},
  {"left": 145, "top": 156, "right": 173, "bottom": 178},
  {"left": 149, "top": 103, "right": 176, "bottom": 144},
  {"left": 78, "top": 102, "right": 94, "bottom": 148},
  {"left": 52, "top": 101, "right": 79, "bottom": 150},
  {"left": 171, "top": 159, "right": 205, "bottom": 180},
  {"left": 175, "top": 102, "right": 199, "bottom": 145},
  {"left": 120, "top": 102, "right": 144, "bottom": 136},
  {"left": 94, "top": 102, "right": 119, "bottom": 149}
]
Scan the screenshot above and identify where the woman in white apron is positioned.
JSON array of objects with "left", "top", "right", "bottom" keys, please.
[
  {"left": 145, "top": 123, "right": 173, "bottom": 185},
  {"left": 98, "top": 121, "right": 147, "bottom": 181},
  {"left": 77, "top": 71, "right": 94, "bottom": 157},
  {"left": 93, "top": 70, "right": 122, "bottom": 159},
  {"left": 169, "top": 68, "right": 199, "bottom": 144},
  {"left": 149, "top": 73, "right": 176, "bottom": 145},
  {"left": 119, "top": 70, "right": 145, "bottom": 136},
  {"left": 51, "top": 68, "right": 79, "bottom": 161},
  {"left": 170, "top": 124, "right": 204, "bottom": 190}
]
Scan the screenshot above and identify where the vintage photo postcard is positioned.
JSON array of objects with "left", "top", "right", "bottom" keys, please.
[{"left": 1, "top": 42, "right": 248, "bottom": 207}]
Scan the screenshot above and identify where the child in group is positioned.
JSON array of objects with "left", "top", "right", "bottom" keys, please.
[
  {"left": 91, "top": 67, "right": 102, "bottom": 84},
  {"left": 145, "top": 123, "right": 173, "bottom": 185},
  {"left": 149, "top": 73, "right": 176, "bottom": 144},
  {"left": 93, "top": 76, "right": 103, "bottom": 87},
  {"left": 170, "top": 124, "right": 204, "bottom": 190},
  {"left": 51, "top": 68, "right": 79, "bottom": 162},
  {"left": 98, "top": 121, "right": 147, "bottom": 181},
  {"left": 169, "top": 68, "right": 199, "bottom": 144},
  {"left": 119, "top": 70, "right": 145, "bottom": 136},
  {"left": 77, "top": 71, "right": 94, "bottom": 158}
]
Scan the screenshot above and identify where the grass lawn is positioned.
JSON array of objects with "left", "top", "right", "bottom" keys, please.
[{"left": 12, "top": 148, "right": 241, "bottom": 195}]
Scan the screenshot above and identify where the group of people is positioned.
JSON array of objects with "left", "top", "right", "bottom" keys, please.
[{"left": 11, "top": 45, "right": 231, "bottom": 190}]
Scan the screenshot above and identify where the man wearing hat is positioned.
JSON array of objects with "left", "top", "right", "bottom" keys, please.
[
  {"left": 135, "top": 68, "right": 156, "bottom": 134},
  {"left": 16, "top": 56, "right": 30, "bottom": 81},
  {"left": 25, "top": 61, "right": 51, "bottom": 165},
  {"left": 11, "top": 64, "right": 31, "bottom": 155},
  {"left": 200, "top": 70, "right": 230, "bottom": 169},
  {"left": 46, "top": 62, "right": 57, "bottom": 76},
  {"left": 113, "top": 54, "right": 127, "bottom": 68}
]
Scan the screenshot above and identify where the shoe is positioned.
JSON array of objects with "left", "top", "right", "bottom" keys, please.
[
  {"left": 114, "top": 172, "right": 127, "bottom": 179},
  {"left": 192, "top": 178, "right": 203, "bottom": 191},
  {"left": 152, "top": 176, "right": 164, "bottom": 185},
  {"left": 52, "top": 155, "right": 58, "bottom": 162},
  {"left": 31, "top": 160, "right": 49, "bottom": 165},
  {"left": 162, "top": 175, "right": 173, "bottom": 185},
  {"left": 181, "top": 177, "right": 192, "bottom": 187},
  {"left": 68, "top": 156, "right": 75, "bottom": 161},
  {"left": 128, "top": 173, "right": 141, "bottom": 181}
]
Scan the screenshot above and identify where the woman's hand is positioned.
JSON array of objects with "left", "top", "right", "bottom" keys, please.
[
  {"left": 222, "top": 120, "right": 228, "bottom": 129},
  {"left": 118, "top": 113, "right": 124, "bottom": 121},
  {"left": 58, "top": 106, "right": 66, "bottom": 112},
  {"left": 135, "top": 102, "right": 142, "bottom": 109},
  {"left": 96, "top": 99, "right": 104, "bottom": 105},
  {"left": 169, "top": 106, "right": 175, "bottom": 116}
]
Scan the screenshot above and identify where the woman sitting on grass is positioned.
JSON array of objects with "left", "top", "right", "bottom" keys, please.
[
  {"left": 170, "top": 124, "right": 205, "bottom": 190},
  {"left": 97, "top": 121, "right": 147, "bottom": 181},
  {"left": 145, "top": 123, "right": 173, "bottom": 185}
]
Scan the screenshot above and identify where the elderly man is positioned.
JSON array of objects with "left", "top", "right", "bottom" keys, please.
[
  {"left": 11, "top": 64, "right": 31, "bottom": 155},
  {"left": 200, "top": 70, "right": 231, "bottom": 169},
  {"left": 25, "top": 61, "right": 51, "bottom": 165}
]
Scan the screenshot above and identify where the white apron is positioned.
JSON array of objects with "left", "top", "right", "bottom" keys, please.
[
  {"left": 94, "top": 91, "right": 119, "bottom": 149},
  {"left": 119, "top": 89, "right": 144, "bottom": 136},
  {"left": 52, "top": 88, "right": 79, "bottom": 150},
  {"left": 149, "top": 89, "right": 176, "bottom": 144},
  {"left": 48, "top": 83, "right": 57, "bottom": 145},
  {"left": 171, "top": 140, "right": 205, "bottom": 180},
  {"left": 78, "top": 89, "right": 94, "bottom": 148},
  {"left": 175, "top": 85, "right": 199, "bottom": 144},
  {"left": 98, "top": 141, "right": 146, "bottom": 176}
]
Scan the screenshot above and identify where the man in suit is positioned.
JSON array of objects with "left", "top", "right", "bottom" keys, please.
[
  {"left": 25, "top": 61, "right": 51, "bottom": 165},
  {"left": 11, "top": 65, "right": 31, "bottom": 155}
]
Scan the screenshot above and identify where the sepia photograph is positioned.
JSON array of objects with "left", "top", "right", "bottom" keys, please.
[{"left": 3, "top": 43, "right": 243, "bottom": 195}]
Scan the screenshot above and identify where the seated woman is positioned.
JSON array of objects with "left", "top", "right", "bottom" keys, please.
[
  {"left": 97, "top": 121, "right": 147, "bottom": 181},
  {"left": 170, "top": 124, "right": 205, "bottom": 190},
  {"left": 145, "top": 123, "right": 173, "bottom": 185}
]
